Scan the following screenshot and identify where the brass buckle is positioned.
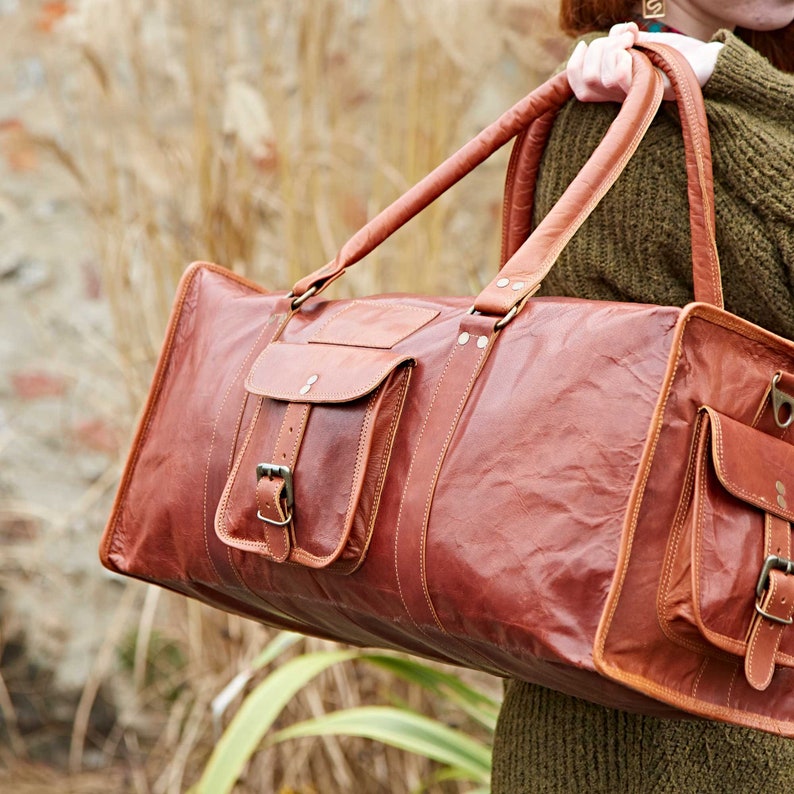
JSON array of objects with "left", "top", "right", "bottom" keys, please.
[
  {"left": 256, "top": 463, "right": 294, "bottom": 526},
  {"left": 755, "top": 554, "right": 794, "bottom": 625},
  {"left": 288, "top": 285, "right": 318, "bottom": 311},
  {"left": 771, "top": 372, "right": 794, "bottom": 429}
]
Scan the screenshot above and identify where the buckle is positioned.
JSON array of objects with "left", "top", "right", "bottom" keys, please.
[
  {"left": 256, "top": 463, "right": 294, "bottom": 526},
  {"left": 755, "top": 554, "right": 794, "bottom": 625},
  {"left": 771, "top": 372, "right": 794, "bottom": 429}
]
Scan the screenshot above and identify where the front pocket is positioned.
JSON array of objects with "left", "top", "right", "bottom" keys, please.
[
  {"left": 216, "top": 341, "right": 414, "bottom": 574},
  {"left": 659, "top": 406, "right": 794, "bottom": 689}
]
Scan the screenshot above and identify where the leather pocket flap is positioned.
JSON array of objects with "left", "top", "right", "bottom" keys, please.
[
  {"left": 709, "top": 408, "right": 794, "bottom": 522},
  {"left": 246, "top": 341, "right": 414, "bottom": 403}
]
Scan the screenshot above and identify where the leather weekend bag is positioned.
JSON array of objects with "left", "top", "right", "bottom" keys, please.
[{"left": 100, "top": 44, "right": 794, "bottom": 735}]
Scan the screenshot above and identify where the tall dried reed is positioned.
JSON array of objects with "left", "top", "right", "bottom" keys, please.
[{"left": 42, "top": 0, "right": 566, "bottom": 790}]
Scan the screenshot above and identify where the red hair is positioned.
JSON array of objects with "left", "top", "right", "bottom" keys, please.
[{"left": 559, "top": 0, "right": 794, "bottom": 72}]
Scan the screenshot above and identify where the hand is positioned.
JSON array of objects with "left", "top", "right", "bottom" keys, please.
[{"left": 566, "top": 22, "right": 723, "bottom": 102}]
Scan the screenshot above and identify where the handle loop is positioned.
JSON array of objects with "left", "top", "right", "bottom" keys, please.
[{"left": 291, "top": 45, "right": 721, "bottom": 322}]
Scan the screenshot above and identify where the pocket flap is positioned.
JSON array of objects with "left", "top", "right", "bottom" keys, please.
[
  {"left": 708, "top": 408, "right": 794, "bottom": 522},
  {"left": 245, "top": 341, "right": 414, "bottom": 403}
]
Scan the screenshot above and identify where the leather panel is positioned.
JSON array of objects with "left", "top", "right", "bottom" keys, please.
[{"left": 310, "top": 301, "right": 439, "bottom": 348}]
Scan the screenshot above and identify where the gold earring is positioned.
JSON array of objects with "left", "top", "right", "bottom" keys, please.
[{"left": 642, "top": 0, "right": 666, "bottom": 19}]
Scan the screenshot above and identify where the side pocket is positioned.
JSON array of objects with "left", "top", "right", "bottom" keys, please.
[
  {"left": 215, "top": 341, "right": 414, "bottom": 574},
  {"left": 659, "top": 407, "right": 794, "bottom": 689}
]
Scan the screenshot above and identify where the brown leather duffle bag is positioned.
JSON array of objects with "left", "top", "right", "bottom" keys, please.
[{"left": 101, "top": 45, "right": 794, "bottom": 735}]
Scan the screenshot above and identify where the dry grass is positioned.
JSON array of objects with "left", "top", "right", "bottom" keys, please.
[{"left": 3, "top": 0, "right": 567, "bottom": 791}]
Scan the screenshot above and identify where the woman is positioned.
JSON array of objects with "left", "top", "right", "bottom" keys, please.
[{"left": 491, "top": 2, "right": 794, "bottom": 792}]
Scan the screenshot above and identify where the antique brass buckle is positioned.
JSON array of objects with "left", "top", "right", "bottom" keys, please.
[
  {"left": 256, "top": 463, "right": 294, "bottom": 526},
  {"left": 771, "top": 372, "right": 794, "bottom": 429},
  {"left": 755, "top": 554, "right": 794, "bottom": 625}
]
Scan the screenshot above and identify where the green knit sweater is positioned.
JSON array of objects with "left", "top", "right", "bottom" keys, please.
[{"left": 492, "top": 32, "right": 794, "bottom": 794}]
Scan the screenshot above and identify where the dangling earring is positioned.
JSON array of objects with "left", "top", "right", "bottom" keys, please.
[{"left": 642, "top": 0, "right": 666, "bottom": 19}]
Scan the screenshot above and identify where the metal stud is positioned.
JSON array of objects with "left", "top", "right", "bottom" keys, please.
[
  {"left": 306, "top": 374, "right": 319, "bottom": 385},
  {"left": 299, "top": 384, "right": 311, "bottom": 395},
  {"left": 458, "top": 332, "right": 470, "bottom": 345},
  {"left": 777, "top": 480, "right": 786, "bottom": 495},
  {"left": 511, "top": 281, "right": 525, "bottom": 291},
  {"left": 779, "top": 494, "right": 788, "bottom": 510},
  {"left": 496, "top": 278, "right": 510, "bottom": 288},
  {"left": 477, "top": 336, "right": 488, "bottom": 349}
]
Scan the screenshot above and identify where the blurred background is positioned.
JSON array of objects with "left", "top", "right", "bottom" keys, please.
[{"left": 0, "top": 1, "right": 568, "bottom": 791}]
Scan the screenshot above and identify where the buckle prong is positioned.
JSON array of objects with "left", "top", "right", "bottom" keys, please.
[
  {"left": 256, "top": 463, "right": 294, "bottom": 526},
  {"left": 754, "top": 554, "right": 794, "bottom": 625}
]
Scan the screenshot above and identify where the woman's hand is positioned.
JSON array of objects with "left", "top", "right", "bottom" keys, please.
[{"left": 566, "top": 22, "right": 724, "bottom": 102}]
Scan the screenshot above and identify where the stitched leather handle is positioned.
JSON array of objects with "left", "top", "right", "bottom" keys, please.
[
  {"left": 292, "top": 45, "right": 721, "bottom": 319},
  {"left": 290, "top": 49, "right": 662, "bottom": 304},
  {"left": 474, "top": 41, "right": 722, "bottom": 318},
  {"left": 499, "top": 43, "right": 722, "bottom": 311}
]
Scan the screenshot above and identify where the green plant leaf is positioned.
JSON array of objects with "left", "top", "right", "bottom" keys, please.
[
  {"left": 269, "top": 705, "right": 491, "bottom": 784},
  {"left": 210, "top": 631, "right": 303, "bottom": 739},
  {"left": 362, "top": 654, "right": 500, "bottom": 730},
  {"left": 192, "top": 648, "right": 360, "bottom": 794},
  {"left": 249, "top": 630, "right": 303, "bottom": 672}
]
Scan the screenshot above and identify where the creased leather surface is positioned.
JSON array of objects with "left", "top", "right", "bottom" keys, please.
[
  {"left": 102, "top": 266, "right": 684, "bottom": 717},
  {"left": 596, "top": 305, "right": 794, "bottom": 734},
  {"left": 101, "top": 47, "right": 794, "bottom": 734}
]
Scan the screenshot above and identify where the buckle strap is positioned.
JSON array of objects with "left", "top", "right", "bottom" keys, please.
[
  {"left": 255, "top": 402, "right": 310, "bottom": 562},
  {"left": 746, "top": 567, "right": 794, "bottom": 691},
  {"left": 745, "top": 513, "right": 794, "bottom": 690}
]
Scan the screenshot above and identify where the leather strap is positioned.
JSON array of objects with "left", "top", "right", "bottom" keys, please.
[
  {"left": 499, "top": 42, "right": 722, "bottom": 310},
  {"left": 745, "top": 513, "right": 794, "bottom": 690},
  {"left": 500, "top": 110, "right": 558, "bottom": 265},
  {"left": 476, "top": 42, "right": 720, "bottom": 317},
  {"left": 292, "top": 45, "right": 722, "bottom": 326},
  {"left": 256, "top": 402, "right": 310, "bottom": 562},
  {"left": 393, "top": 312, "right": 499, "bottom": 669},
  {"left": 291, "top": 49, "right": 661, "bottom": 303}
]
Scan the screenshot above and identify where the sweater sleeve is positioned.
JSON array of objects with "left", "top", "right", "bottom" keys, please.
[{"left": 703, "top": 31, "right": 794, "bottom": 226}]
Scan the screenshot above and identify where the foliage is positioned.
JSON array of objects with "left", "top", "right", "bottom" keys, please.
[{"left": 192, "top": 633, "right": 499, "bottom": 794}]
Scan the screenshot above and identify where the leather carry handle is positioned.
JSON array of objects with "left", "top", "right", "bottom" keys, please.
[
  {"left": 475, "top": 41, "right": 722, "bottom": 318},
  {"left": 290, "top": 49, "right": 659, "bottom": 304},
  {"left": 292, "top": 45, "right": 721, "bottom": 320},
  {"left": 497, "top": 41, "right": 722, "bottom": 310}
]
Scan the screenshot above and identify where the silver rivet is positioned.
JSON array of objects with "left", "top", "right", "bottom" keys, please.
[
  {"left": 496, "top": 278, "right": 510, "bottom": 288},
  {"left": 477, "top": 335, "right": 488, "bottom": 349},
  {"left": 306, "top": 374, "right": 319, "bottom": 385},
  {"left": 299, "top": 384, "right": 311, "bottom": 395},
  {"left": 777, "top": 480, "right": 786, "bottom": 495},
  {"left": 511, "top": 281, "right": 525, "bottom": 291},
  {"left": 458, "top": 332, "right": 470, "bottom": 345},
  {"left": 779, "top": 494, "right": 788, "bottom": 509}
]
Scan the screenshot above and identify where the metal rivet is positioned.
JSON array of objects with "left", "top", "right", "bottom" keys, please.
[
  {"left": 496, "top": 278, "right": 510, "bottom": 288},
  {"left": 299, "top": 384, "right": 311, "bottom": 395},
  {"left": 477, "top": 335, "right": 488, "bottom": 349},
  {"left": 777, "top": 480, "right": 786, "bottom": 495},
  {"left": 458, "top": 332, "right": 470, "bottom": 345},
  {"left": 306, "top": 374, "right": 319, "bottom": 385},
  {"left": 779, "top": 494, "right": 788, "bottom": 509},
  {"left": 511, "top": 281, "right": 525, "bottom": 291}
]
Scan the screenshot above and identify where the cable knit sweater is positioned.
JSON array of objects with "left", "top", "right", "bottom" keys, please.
[{"left": 491, "top": 32, "right": 794, "bottom": 794}]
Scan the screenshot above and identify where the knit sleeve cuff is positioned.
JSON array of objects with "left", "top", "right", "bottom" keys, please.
[{"left": 704, "top": 30, "right": 794, "bottom": 118}]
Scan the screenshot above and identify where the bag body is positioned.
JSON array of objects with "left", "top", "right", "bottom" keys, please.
[{"left": 101, "top": 45, "right": 794, "bottom": 734}]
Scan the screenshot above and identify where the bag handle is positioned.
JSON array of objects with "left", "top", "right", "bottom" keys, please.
[
  {"left": 493, "top": 41, "right": 722, "bottom": 318},
  {"left": 289, "top": 48, "right": 661, "bottom": 307},
  {"left": 291, "top": 45, "right": 721, "bottom": 322}
]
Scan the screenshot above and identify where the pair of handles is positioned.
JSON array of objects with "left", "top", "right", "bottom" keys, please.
[{"left": 290, "top": 43, "right": 722, "bottom": 324}]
